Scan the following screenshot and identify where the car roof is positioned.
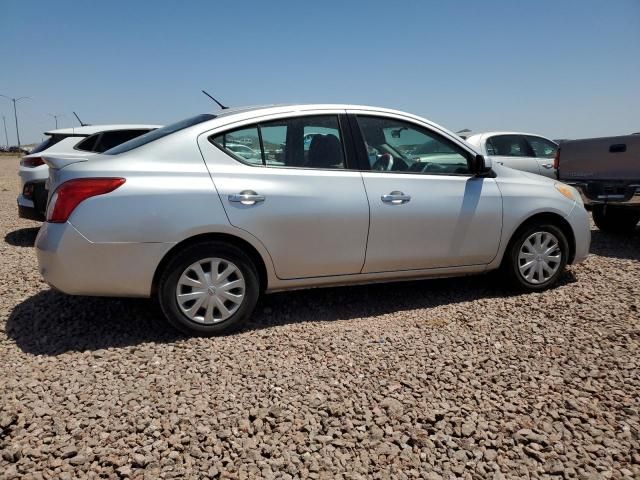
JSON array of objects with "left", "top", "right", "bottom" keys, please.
[
  {"left": 44, "top": 124, "right": 161, "bottom": 136},
  {"left": 468, "top": 131, "right": 555, "bottom": 140}
]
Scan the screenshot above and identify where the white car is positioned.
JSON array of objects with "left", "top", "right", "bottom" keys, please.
[
  {"left": 466, "top": 132, "right": 558, "bottom": 178},
  {"left": 225, "top": 143, "right": 261, "bottom": 161},
  {"left": 18, "top": 124, "right": 159, "bottom": 219}
]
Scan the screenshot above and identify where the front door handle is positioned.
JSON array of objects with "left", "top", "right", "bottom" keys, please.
[
  {"left": 541, "top": 163, "right": 553, "bottom": 169},
  {"left": 381, "top": 191, "right": 411, "bottom": 205},
  {"left": 228, "top": 190, "right": 265, "bottom": 205}
]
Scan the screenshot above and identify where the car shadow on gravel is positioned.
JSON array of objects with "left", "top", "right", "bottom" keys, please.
[
  {"left": 4, "top": 226, "right": 40, "bottom": 247},
  {"left": 6, "top": 290, "right": 184, "bottom": 355},
  {"left": 589, "top": 227, "right": 640, "bottom": 260},
  {"left": 7, "top": 271, "right": 577, "bottom": 355}
]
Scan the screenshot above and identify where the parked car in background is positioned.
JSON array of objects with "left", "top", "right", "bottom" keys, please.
[
  {"left": 557, "top": 133, "right": 640, "bottom": 232},
  {"left": 36, "top": 104, "right": 590, "bottom": 336},
  {"left": 466, "top": 132, "right": 558, "bottom": 178},
  {"left": 225, "top": 143, "right": 261, "bottom": 162},
  {"left": 18, "top": 124, "right": 160, "bottom": 220}
]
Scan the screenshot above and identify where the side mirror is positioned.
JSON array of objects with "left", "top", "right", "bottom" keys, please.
[{"left": 472, "top": 154, "right": 492, "bottom": 175}]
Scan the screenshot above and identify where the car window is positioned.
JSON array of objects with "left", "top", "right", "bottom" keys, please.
[
  {"left": 105, "top": 114, "right": 216, "bottom": 155},
  {"left": 486, "top": 135, "right": 532, "bottom": 157},
  {"left": 31, "top": 134, "right": 84, "bottom": 154},
  {"left": 525, "top": 136, "right": 557, "bottom": 159},
  {"left": 356, "top": 116, "right": 470, "bottom": 175},
  {"left": 76, "top": 129, "right": 154, "bottom": 153},
  {"left": 211, "top": 115, "right": 346, "bottom": 169},
  {"left": 211, "top": 127, "right": 262, "bottom": 165}
]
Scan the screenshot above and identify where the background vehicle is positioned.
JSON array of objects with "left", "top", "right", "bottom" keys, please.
[
  {"left": 466, "top": 132, "right": 558, "bottom": 178},
  {"left": 557, "top": 133, "right": 640, "bottom": 232},
  {"left": 36, "top": 105, "right": 590, "bottom": 336},
  {"left": 18, "top": 124, "right": 159, "bottom": 220},
  {"left": 225, "top": 143, "right": 261, "bottom": 162}
]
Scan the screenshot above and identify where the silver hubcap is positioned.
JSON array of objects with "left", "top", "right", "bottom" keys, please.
[
  {"left": 176, "top": 258, "right": 245, "bottom": 324},
  {"left": 518, "top": 231, "right": 562, "bottom": 284}
]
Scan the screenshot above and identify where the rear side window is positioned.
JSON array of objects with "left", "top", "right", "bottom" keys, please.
[
  {"left": 486, "top": 135, "right": 532, "bottom": 157},
  {"left": 104, "top": 114, "right": 216, "bottom": 155},
  {"left": 76, "top": 129, "right": 155, "bottom": 153},
  {"left": 30, "top": 134, "right": 82, "bottom": 154},
  {"left": 525, "top": 135, "right": 557, "bottom": 158},
  {"left": 211, "top": 115, "right": 346, "bottom": 169}
]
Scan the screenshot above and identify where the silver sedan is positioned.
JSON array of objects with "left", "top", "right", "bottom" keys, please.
[{"left": 36, "top": 104, "right": 590, "bottom": 335}]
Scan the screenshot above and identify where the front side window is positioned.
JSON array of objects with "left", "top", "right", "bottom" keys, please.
[
  {"left": 356, "top": 116, "right": 471, "bottom": 175},
  {"left": 526, "top": 136, "right": 557, "bottom": 158},
  {"left": 210, "top": 115, "right": 346, "bottom": 169},
  {"left": 486, "top": 135, "right": 532, "bottom": 157}
]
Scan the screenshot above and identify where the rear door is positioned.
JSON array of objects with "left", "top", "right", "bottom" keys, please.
[
  {"left": 525, "top": 135, "right": 558, "bottom": 178},
  {"left": 198, "top": 112, "right": 370, "bottom": 280},
  {"left": 485, "top": 134, "right": 542, "bottom": 175}
]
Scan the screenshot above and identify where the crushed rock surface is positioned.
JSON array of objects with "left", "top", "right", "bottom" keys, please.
[{"left": 0, "top": 156, "right": 638, "bottom": 479}]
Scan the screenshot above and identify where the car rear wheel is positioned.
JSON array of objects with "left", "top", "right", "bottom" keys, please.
[
  {"left": 502, "top": 223, "right": 569, "bottom": 291},
  {"left": 592, "top": 205, "right": 640, "bottom": 233},
  {"left": 158, "top": 241, "right": 260, "bottom": 336}
]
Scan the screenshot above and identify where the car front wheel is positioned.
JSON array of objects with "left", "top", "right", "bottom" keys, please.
[
  {"left": 158, "top": 241, "right": 260, "bottom": 336},
  {"left": 503, "top": 223, "right": 569, "bottom": 291}
]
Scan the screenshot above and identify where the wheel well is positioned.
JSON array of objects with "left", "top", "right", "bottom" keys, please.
[
  {"left": 151, "top": 233, "right": 269, "bottom": 296},
  {"left": 508, "top": 212, "right": 576, "bottom": 264}
]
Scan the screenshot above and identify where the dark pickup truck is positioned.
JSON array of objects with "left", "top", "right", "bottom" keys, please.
[{"left": 557, "top": 133, "right": 640, "bottom": 232}]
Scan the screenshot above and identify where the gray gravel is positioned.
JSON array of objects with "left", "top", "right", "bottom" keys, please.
[{"left": 0, "top": 155, "right": 639, "bottom": 479}]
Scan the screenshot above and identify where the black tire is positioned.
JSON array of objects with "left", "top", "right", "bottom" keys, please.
[
  {"left": 158, "top": 241, "right": 260, "bottom": 336},
  {"left": 502, "top": 222, "right": 569, "bottom": 292},
  {"left": 592, "top": 205, "right": 640, "bottom": 233}
]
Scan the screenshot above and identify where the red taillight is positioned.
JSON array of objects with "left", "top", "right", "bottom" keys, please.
[
  {"left": 47, "top": 178, "right": 125, "bottom": 223},
  {"left": 20, "top": 157, "right": 45, "bottom": 168},
  {"left": 553, "top": 148, "right": 560, "bottom": 170}
]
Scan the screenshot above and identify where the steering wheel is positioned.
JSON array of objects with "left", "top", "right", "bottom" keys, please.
[{"left": 373, "top": 153, "right": 394, "bottom": 171}]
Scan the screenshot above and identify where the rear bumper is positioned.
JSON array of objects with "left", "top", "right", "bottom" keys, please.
[
  {"left": 17, "top": 181, "right": 48, "bottom": 220},
  {"left": 568, "top": 182, "right": 640, "bottom": 206},
  {"left": 35, "top": 221, "right": 173, "bottom": 297}
]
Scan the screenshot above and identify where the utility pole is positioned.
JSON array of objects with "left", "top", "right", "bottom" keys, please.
[
  {"left": 0, "top": 94, "right": 31, "bottom": 148},
  {"left": 48, "top": 113, "right": 64, "bottom": 129},
  {"left": 2, "top": 116, "right": 8, "bottom": 148}
]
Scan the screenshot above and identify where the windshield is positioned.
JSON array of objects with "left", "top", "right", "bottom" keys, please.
[{"left": 104, "top": 114, "right": 216, "bottom": 155}]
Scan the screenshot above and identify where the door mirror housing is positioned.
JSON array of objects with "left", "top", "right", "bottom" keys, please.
[{"left": 471, "top": 154, "right": 492, "bottom": 175}]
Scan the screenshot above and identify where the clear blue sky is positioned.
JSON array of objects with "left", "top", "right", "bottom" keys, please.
[{"left": 2, "top": 0, "right": 639, "bottom": 144}]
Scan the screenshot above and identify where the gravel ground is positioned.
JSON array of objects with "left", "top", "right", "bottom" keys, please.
[{"left": 0, "top": 155, "right": 638, "bottom": 480}]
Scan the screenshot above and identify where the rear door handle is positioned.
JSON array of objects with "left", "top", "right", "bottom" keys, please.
[
  {"left": 542, "top": 163, "right": 553, "bottom": 168},
  {"left": 228, "top": 190, "right": 265, "bottom": 205},
  {"left": 381, "top": 191, "right": 411, "bottom": 204}
]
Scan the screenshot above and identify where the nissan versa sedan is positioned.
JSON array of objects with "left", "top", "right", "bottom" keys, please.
[{"left": 36, "top": 105, "right": 590, "bottom": 335}]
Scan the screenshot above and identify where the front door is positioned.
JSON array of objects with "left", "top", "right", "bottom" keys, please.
[
  {"left": 198, "top": 113, "right": 370, "bottom": 280},
  {"left": 352, "top": 114, "right": 502, "bottom": 272}
]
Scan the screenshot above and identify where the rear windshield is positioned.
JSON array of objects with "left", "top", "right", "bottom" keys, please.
[
  {"left": 75, "top": 129, "right": 155, "bottom": 153},
  {"left": 104, "top": 114, "right": 216, "bottom": 155},
  {"left": 30, "top": 134, "right": 85, "bottom": 154}
]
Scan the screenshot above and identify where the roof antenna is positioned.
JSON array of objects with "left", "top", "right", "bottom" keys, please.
[
  {"left": 202, "top": 90, "right": 228, "bottom": 109},
  {"left": 73, "top": 111, "right": 89, "bottom": 126}
]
